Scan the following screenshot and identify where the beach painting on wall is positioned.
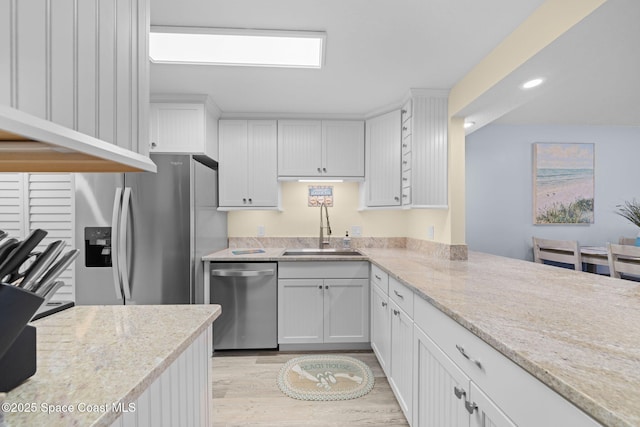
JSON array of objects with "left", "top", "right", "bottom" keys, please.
[{"left": 533, "top": 142, "right": 594, "bottom": 224}]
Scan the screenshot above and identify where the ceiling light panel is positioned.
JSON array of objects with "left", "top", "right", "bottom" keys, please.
[{"left": 150, "top": 27, "right": 326, "bottom": 69}]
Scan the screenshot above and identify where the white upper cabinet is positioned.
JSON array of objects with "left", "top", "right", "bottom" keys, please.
[
  {"left": 150, "top": 96, "right": 220, "bottom": 161},
  {"left": 1, "top": 0, "right": 149, "bottom": 157},
  {"left": 321, "top": 121, "right": 365, "bottom": 177},
  {"left": 278, "top": 120, "right": 364, "bottom": 179},
  {"left": 364, "top": 109, "right": 402, "bottom": 207},
  {"left": 408, "top": 91, "right": 449, "bottom": 208},
  {"left": 218, "top": 120, "right": 278, "bottom": 208}
]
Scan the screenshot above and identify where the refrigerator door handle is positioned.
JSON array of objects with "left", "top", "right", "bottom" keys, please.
[
  {"left": 111, "top": 188, "right": 124, "bottom": 300},
  {"left": 119, "top": 187, "right": 132, "bottom": 300}
]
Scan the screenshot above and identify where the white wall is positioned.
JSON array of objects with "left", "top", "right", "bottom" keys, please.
[
  {"left": 466, "top": 124, "right": 640, "bottom": 260},
  {"left": 228, "top": 182, "right": 407, "bottom": 238}
]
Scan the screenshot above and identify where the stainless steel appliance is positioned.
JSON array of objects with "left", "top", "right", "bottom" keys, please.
[
  {"left": 75, "top": 154, "right": 227, "bottom": 305},
  {"left": 210, "top": 263, "right": 278, "bottom": 350}
]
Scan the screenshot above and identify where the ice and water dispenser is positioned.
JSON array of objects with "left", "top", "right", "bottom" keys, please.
[{"left": 84, "top": 227, "right": 112, "bottom": 267}]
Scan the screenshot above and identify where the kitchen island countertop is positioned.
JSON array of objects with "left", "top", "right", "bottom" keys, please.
[
  {"left": 203, "top": 246, "right": 640, "bottom": 427},
  {"left": 3, "top": 304, "right": 221, "bottom": 427}
]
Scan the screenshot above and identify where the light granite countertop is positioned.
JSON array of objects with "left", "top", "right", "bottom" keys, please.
[
  {"left": 3, "top": 304, "right": 221, "bottom": 427},
  {"left": 203, "top": 246, "right": 640, "bottom": 427}
]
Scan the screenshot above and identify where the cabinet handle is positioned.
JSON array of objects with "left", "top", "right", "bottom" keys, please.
[
  {"left": 374, "top": 274, "right": 382, "bottom": 280},
  {"left": 317, "top": 167, "right": 322, "bottom": 173},
  {"left": 150, "top": 142, "right": 157, "bottom": 148},
  {"left": 325, "top": 285, "right": 329, "bottom": 289},
  {"left": 248, "top": 198, "right": 252, "bottom": 204},
  {"left": 402, "top": 194, "right": 408, "bottom": 198},
  {"left": 402, "top": 143, "right": 408, "bottom": 148},
  {"left": 318, "top": 285, "right": 323, "bottom": 289},
  {"left": 381, "top": 301, "right": 387, "bottom": 307},
  {"left": 453, "top": 386, "right": 466, "bottom": 400},
  {"left": 456, "top": 344, "right": 483, "bottom": 369},
  {"left": 403, "top": 160, "right": 408, "bottom": 165},
  {"left": 394, "top": 290, "right": 404, "bottom": 299},
  {"left": 242, "top": 198, "right": 247, "bottom": 204},
  {"left": 403, "top": 177, "right": 408, "bottom": 181},
  {"left": 465, "top": 400, "right": 478, "bottom": 415},
  {"left": 393, "top": 309, "right": 399, "bottom": 316},
  {"left": 401, "top": 109, "right": 407, "bottom": 114},
  {"left": 322, "top": 167, "right": 327, "bottom": 173},
  {"left": 394, "top": 196, "right": 400, "bottom": 202},
  {"left": 402, "top": 126, "right": 407, "bottom": 131}
]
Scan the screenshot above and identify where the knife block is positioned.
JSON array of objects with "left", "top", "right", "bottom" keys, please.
[
  {"left": 0, "top": 283, "right": 43, "bottom": 392},
  {"left": 0, "top": 283, "right": 44, "bottom": 360},
  {"left": 0, "top": 325, "right": 36, "bottom": 392}
]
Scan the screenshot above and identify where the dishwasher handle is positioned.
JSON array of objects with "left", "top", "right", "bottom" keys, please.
[{"left": 211, "top": 269, "right": 275, "bottom": 277}]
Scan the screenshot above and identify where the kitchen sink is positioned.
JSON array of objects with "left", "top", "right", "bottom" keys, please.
[{"left": 282, "top": 248, "right": 364, "bottom": 256}]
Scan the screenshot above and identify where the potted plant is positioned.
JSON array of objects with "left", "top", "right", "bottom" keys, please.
[{"left": 615, "top": 199, "right": 640, "bottom": 245}]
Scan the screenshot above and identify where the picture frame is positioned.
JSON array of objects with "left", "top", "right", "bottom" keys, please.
[{"left": 533, "top": 142, "right": 594, "bottom": 225}]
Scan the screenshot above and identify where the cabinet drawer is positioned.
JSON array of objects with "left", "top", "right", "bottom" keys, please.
[
  {"left": 389, "top": 277, "right": 413, "bottom": 317},
  {"left": 402, "top": 152, "right": 411, "bottom": 171},
  {"left": 401, "top": 99, "right": 412, "bottom": 123},
  {"left": 401, "top": 135, "right": 411, "bottom": 155},
  {"left": 370, "top": 264, "right": 389, "bottom": 293},
  {"left": 402, "top": 170, "right": 411, "bottom": 187},
  {"left": 401, "top": 121, "right": 412, "bottom": 139},
  {"left": 279, "top": 261, "right": 369, "bottom": 279},
  {"left": 413, "top": 297, "right": 602, "bottom": 427}
]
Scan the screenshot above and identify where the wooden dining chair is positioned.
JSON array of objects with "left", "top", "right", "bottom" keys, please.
[
  {"left": 606, "top": 243, "right": 640, "bottom": 279},
  {"left": 618, "top": 236, "right": 637, "bottom": 245},
  {"left": 532, "top": 237, "right": 582, "bottom": 270}
]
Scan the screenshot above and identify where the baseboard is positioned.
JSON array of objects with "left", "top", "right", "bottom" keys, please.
[{"left": 279, "top": 342, "right": 372, "bottom": 352}]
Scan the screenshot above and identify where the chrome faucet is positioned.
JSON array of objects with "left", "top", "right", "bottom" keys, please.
[{"left": 319, "top": 202, "right": 332, "bottom": 249}]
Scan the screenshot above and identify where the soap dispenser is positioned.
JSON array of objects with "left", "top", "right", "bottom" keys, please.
[{"left": 343, "top": 231, "right": 351, "bottom": 249}]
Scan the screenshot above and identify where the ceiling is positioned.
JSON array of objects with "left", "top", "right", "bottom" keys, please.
[{"left": 150, "top": 0, "right": 639, "bottom": 128}]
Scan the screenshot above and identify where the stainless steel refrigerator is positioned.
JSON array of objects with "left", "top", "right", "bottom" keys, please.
[{"left": 75, "top": 154, "right": 227, "bottom": 305}]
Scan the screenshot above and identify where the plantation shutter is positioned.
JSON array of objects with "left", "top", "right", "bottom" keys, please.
[
  {"left": 0, "top": 173, "right": 26, "bottom": 238},
  {"left": 0, "top": 173, "right": 75, "bottom": 302}
]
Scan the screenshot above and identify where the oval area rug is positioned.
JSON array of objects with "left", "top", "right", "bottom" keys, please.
[{"left": 277, "top": 354, "right": 375, "bottom": 401}]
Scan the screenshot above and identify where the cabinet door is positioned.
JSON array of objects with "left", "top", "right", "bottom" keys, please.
[
  {"left": 411, "top": 96, "right": 448, "bottom": 207},
  {"left": 277, "top": 120, "right": 322, "bottom": 177},
  {"left": 247, "top": 121, "right": 278, "bottom": 207},
  {"left": 323, "top": 278, "right": 369, "bottom": 343},
  {"left": 150, "top": 103, "right": 204, "bottom": 153},
  {"left": 469, "top": 382, "right": 516, "bottom": 427},
  {"left": 365, "top": 110, "right": 401, "bottom": 206},
  {"left": 371, "top": 283, "right": 391, "bottom": 375},
  {"left": 414, "top": 325, "right": 469, "bottom": 427},
  {"left": 322, "top": 121, "right": 365, "bottom": 177},
  {"left": 278, "top": 279, "right": 324, "bottom": 344},
  {"left": 218, "top": 120, "right": 249, "bottom": 207},
  {"left": 390, "top": 300, "right": 414, "bottom": 424}
]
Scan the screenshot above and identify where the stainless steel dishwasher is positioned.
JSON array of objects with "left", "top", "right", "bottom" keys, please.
[{"left": 210, "top": 262, "right": 277, "bottom": 350}]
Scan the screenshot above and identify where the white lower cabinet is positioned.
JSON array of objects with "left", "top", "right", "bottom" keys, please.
[
  {"left": 370, "top": 268, "right": 415, "bottom": 425},
  {"left": 110, "top": 325, "right": 212, "bottom": 427},
  {"left": 389, "top": 299, "right": 414, "bottom": 425},
  {"left": 278, "top": 278, "right": 325, "bottom": 344},
  {"left": 413, "top": 295, "right": 602, "bottom": 427},
  {"left": 370, "top": 282, "right": 391, "bottom": 375},
  {"left": 368, "top": 263, "right": 603, "bottom": 427},
  {"left": 278, "top": 261, "right": 369, "bottom": 347},
  {"left": 413, "top": 324, "right": 514, "bottom": 427}
]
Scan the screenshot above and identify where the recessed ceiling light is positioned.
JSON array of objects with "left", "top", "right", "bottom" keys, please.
[
  {"left": 463, "top": 121, "right": 475, "bottom": 129},
  {"left": 150, "top": 27, "right": 326, "bottom": 69},
  {"left": 522, "top": 78, "right": 544, "bottom": 89}
]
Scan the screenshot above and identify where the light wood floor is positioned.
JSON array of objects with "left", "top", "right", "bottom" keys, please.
[{"left": 211, "top": 351, "right": 410, "bottom": 427}]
